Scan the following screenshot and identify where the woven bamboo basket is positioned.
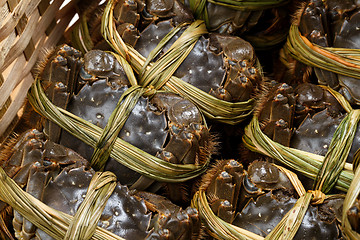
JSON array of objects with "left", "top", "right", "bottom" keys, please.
[{"left": 0, "top": 0, "right": 79, "bottom": 143}]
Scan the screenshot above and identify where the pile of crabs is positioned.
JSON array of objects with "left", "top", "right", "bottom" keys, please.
[{"left": 1, "top": 0, "right": 360, "bottom": 239}]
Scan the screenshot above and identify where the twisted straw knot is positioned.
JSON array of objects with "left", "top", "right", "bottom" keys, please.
[
  {"left": 143, "top": 85, "right": 157, "bottom": 98},
  {"left": 309, "top": 190, "right": 325, "bottom": 205}
]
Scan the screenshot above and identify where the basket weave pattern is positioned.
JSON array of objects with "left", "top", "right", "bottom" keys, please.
[{"left": 0, "top": 0, "right": 77, "bottom": 142}]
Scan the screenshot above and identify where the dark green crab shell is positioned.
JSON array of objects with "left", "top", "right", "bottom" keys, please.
[{"left": 134, "top": 19, "right": 262, "bottom": 103}]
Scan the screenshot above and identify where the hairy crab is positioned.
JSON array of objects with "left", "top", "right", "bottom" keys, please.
[
  {"left": 236, "top": 80, "right": 360, "bottom": 195},
  {"left": 33, "top": 44, "right": 214, "bottom": 203},
  {"left": 0, "top": 129, "right": 202, "bottom": 240},
  {"left": 283, "top": 0, "right": 360, "bottom": 105},
  {"left": 192, "top": 159, "right": 342, "bottom": 239},
  {"left": 256, "top": 82, "right": 360, "bottom": 164}
]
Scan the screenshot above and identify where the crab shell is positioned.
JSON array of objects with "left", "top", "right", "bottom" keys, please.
[
  {"left": 198, "top": 159, "right": 341, "bottom": 239},
  {"left": 293, "top": 0, "right": 360, "bottom": 105},
  {"left": 2, "top": 129, "right": 201, "bottom": 240},
  {"left": 136, "top": 20, "right": 262, "bottom": 102}
]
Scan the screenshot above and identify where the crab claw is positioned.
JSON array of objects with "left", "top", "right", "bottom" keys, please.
[
  {"left": 135, "top": 191, "right": 201, "bottom": 239},
  {"left": 13, "top": 164, "right": 51, "bottom": 240},
  {"left": 202, "top": 160, "right": 245, "bottom": 223},
  {"left": 39, "top": 45, "right": 83, "bottom": 143},
  {"left": 258, "top": 83, "right": 295, "bottom": 147}
]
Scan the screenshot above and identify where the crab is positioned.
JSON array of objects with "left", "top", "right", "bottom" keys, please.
[
  {"left": 0, "top": 129, "right": 202, "bottom": 240},
  {"left": 256, "top": 82, "right": 360, "bottom": 165},
  {"left": 35, "top": 44, "right": 214, "bottom": 204},
  {"left": 195, "top": 159, "right": 342, "bottom": 239},
  {"left": 283, "top": 0, "right": 360, "bottom": 105}
]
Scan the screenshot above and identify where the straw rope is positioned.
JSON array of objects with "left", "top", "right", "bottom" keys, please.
[
  {"left": 64, "top": 171, "right": 117, "bottom": 239},
  {"left": 284, "top": 24, "right": 360, "bottom": 80}
]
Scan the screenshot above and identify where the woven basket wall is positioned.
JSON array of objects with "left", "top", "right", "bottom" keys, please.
[{"left": 0, "top": 0, "right": 78, "bottom": 143}]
